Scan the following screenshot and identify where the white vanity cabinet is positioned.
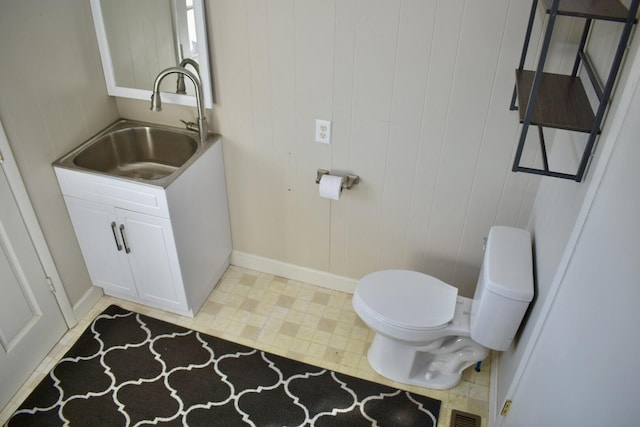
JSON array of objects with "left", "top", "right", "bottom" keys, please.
[
  {"left": 63, "top": 197, "right": 185, "bottom": 309},
  {"left": 54, "top": 136, "right": 232, "bottom": 317}
]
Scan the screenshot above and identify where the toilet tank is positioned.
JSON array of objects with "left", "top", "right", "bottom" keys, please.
[{"left": 470, "top": 226, "right": 533, "bottom": 351}]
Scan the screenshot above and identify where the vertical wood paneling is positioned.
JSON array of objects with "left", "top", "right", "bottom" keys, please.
[
  {"left": 344, "top": 118, "right": 390, "bottom": 275},
  {"left": 209, "top": 0, "right": 255, "bottom": 254},
  {"left": 389, "top": 0, "right": 436, "bottom": 127},
  {"left": 0, "top": 0, "right": 119, "bottom": 303},
  {"left": 402, "top": 1, "right": 440, "bottom": 273},
  {"left": 450, "top": 0, "right": 524, "bottom": 293},
  {"left": 375, "top": 0, "right": 435, "bottom": 270},
  {"left": 267, "top": 0, "right": 297, "bottom": 262},
  {"left": 329, "top": 0, "right": 358, "bottom": 274},
  {"left": 290, "top": 0, "right": 335, "bottom": 270},
  {"left": 376, "top": 123, "right": 421, "bottom": 269},
  {"left": 211, "top": 0, "right": 541, "bottom": 296},
  {"left": 351, "top": 0, "right": 401, "bottom": 122},
  {"left": 343, "top": 0, "right": 401, "bottom": 276},
  {"left": 417, "top": 0, "right": 465, "bottom": 282},
  {"left": 246, "top": 0, "right": 283, "bottom": 259}
]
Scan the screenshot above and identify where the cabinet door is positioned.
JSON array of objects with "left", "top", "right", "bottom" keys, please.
[
  {"left": 63, "top": 197, "right": 136, "bottom": 296},
  {"left": 116, "top": 209, "right": 187, "bottom": 310}
]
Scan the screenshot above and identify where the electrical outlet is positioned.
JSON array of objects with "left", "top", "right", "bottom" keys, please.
[{"left": 315, "top": 119, "right": 331, "bottom": 144}]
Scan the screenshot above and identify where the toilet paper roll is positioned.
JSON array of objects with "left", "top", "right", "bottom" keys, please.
[{"left": 319, "top": 174, "right": 343, "bottom": 200}]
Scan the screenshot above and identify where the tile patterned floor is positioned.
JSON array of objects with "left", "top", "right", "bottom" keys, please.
[{"left": 0, "top": 266, "right": 490, "bottom": 427}]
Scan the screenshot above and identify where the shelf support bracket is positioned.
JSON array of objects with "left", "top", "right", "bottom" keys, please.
[
  {"left": 575, "top": 0, "right": 640, "bottom": 181},
  {"left": 510, "top": 0, "right": 539, "bottom": 111},
  {"left": 512, "top": 0, "right": 560, "bottom": 174},
  {"left": 537, "top": 126, "right": 550, "bottom": 172}
]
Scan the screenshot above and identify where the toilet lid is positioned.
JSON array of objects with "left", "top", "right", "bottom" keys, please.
[{"left": 356, "top": 270, "right": 458, "bottom": 330}]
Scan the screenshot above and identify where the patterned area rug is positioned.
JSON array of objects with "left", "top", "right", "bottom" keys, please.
[{"left": 7, "top": 305, "right": 440, "bottom": 426}]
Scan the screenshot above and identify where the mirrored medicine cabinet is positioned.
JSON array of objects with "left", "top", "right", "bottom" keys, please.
[{"left": 90, "top": 0, "right": 214, "bottom": 109}]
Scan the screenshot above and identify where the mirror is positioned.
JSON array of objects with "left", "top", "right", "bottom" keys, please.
[{"left": 90, "top": 0, "right": 213, "bottom": 108}]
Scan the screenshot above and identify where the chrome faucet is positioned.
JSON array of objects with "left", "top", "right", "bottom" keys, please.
[
  {"left": 150, "top": 67, "right": 208, "bottom": 143},
  {"left": 176, "top": 58, "right": 200, "bottom": 94}
]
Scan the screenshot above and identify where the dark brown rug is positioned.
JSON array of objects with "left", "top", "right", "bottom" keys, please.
[{"left": 6, "top": 305, "right": 440, "bottom": 426}]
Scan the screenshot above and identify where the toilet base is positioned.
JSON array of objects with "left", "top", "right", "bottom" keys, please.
[{"left": 367, "top": 333, "right": 489, "bottom": 390}]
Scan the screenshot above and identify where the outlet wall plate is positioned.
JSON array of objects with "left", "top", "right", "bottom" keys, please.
[{"left": 315, "top": 119, "right": 331, "bottom": 144}]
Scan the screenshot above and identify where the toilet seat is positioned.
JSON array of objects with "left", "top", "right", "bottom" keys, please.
[{"left": 354, "top": 270, "right": 458, "bottom": 331}]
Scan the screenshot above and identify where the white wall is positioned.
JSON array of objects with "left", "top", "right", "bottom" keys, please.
[
  {"left": 495, "top": 10, "right": 640, "bottom": 422},
  {"left": 505, "top": 53, "right": 640, "bottom": 426},
  {"left": 0, "top": 0, "right": 603, "bottom": 320},
  {"left": 2, "top": 0, "right": 543, "bottom": 312},
  {"left": 0, "top": 0, "right": 119, "bottom": 305},
  {"left": 195, "top": 0, "right": 541, "bottom": 296}
]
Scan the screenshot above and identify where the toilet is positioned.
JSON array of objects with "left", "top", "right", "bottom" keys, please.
[{"left": 352, "top": 226, "right": 533, "bottom": 390}]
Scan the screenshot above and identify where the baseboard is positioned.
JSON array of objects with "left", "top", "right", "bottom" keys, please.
[
  {"left": 230, "top": 250, "right": 358, "bottom": 294},
  {"left": 72, "top": 286, "right": 104, "bottom": 322}
]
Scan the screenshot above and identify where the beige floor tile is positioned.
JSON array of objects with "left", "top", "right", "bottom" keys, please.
[{"left": 1, "top": 266, "right": 491, "bottom": 427}]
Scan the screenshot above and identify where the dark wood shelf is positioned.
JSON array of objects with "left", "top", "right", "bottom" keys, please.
[
  {"left": 515, "top": 69, "right": 596, "bottom": 133},
  {"left": 512, "top": 0, "right": 638, "bottom": 181},
  {"left": 541, "top": 0, "right": 632, "bottom": 22}
]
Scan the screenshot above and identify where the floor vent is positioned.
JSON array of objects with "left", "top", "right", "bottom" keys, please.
[{"left": 450, "top": 409, "right": 481, "bottom": 427}]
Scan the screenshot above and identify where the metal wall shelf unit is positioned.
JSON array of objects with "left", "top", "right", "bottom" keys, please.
[{"left": 510, "top": 0, "right": 639, "bottom": 182}]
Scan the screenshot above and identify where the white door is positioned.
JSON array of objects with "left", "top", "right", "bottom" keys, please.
[{"left": 0, "top": 167, "right": 67, "bottom": 409}]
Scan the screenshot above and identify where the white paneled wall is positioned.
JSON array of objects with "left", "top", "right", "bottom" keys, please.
[
  {"left": 0, "top": 0, "right": 119, "bottom": 304},
  {"left": 495, "top": 13, "right": 640, "bottom": 420},
  {"left": 208, "top": 0, "right": 540, "bottom": 296}
]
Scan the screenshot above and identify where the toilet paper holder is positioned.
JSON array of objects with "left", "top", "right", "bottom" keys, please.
[{"left": 316, "top": 169, "right": 359, "bottom": 190}]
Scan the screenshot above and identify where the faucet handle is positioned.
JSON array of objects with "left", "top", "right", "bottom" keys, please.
[{"left": 180, "top": 119, "right": 199, "bottom": 133}]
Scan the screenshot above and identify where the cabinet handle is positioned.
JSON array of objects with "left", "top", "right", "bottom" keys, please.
[
  {"left": 110, "top": 221, "right": 123, "bottom": 251},
  {"left": 119, "top": 224, "right": 131, "bottom": 254}
]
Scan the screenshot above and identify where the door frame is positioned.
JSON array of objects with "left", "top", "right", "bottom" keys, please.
[{"left": 0, "top": 119, "right": 76, "bottom": 328}]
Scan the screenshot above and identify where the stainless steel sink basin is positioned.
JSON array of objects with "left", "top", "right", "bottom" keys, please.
[
  {"left": 53, "top": 120, "right": 213, "bottom": 187},
  {"left": 73, "top": 127, "right": 197, "bottom": 180}
]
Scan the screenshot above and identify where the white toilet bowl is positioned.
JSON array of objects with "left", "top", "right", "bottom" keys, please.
[{"left": 352, "top": 226, "right": 534, "bottom": 390}]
